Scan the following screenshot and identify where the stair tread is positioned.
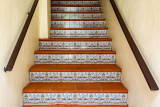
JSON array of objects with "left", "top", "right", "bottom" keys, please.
[
  {"left": 23, "top": 82, "right": 128, "bottom": 93},
  {"left": 51, "top": 19, "right": 105, "bottom": 21},
  {"left": 51, "top": 5, "right": 101, "bottom": 7},
  {"left": 50, "top": 28, "right": 108, "bottom": 30},
  {"left": 52, "top": 11, "right": 103, "bottom": 13},
  {"left": 35, "top": 50, "right": 116, "bottom": 54},
  {"left": 39, "top": 38, "right": 112, "bottom": 41},
  {"left": 24, "top": 105, "right": 128, "bottom": 107},
  {"left": 30, "top": 64, "right": 121, "bottom": 72}
]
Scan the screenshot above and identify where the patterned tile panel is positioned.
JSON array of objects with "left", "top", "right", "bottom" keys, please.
[
  {"left": 23, "top": 93, "right": 128, "bottom": 105},
  {"left": 39, "top": 41, "right": 112, "bottom": 50},
  {"left": 30, "top": 72, "right": 121, "bottom": 82},
  {"left": 52, "top": 1, "right": 99, "bottom": 5},
  {"left": 50, "top": 30, "right": 108, "bottom": 38},
  {"left": 51, "top": 21, "right": 106, "bottom": 28},
  {"left": 51, "top": 13, "right": 104, "bottom": 19},
  {"left": 51, "top": 7, "right": 101, "bottom": 12},
  {"left": 35, "top": 54, "right": 116, "bottom": 64}
]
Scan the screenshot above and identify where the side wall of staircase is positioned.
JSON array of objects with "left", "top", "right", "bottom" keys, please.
[
  {"left": 100, "top": 0, "right": 160, "bottom": 107},
  {"left": 0, "top": 1, "right": 40, "bottom": 107}
]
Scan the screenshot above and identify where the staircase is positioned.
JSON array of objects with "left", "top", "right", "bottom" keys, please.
[{"left": 23, "top": 0, "right": 128, "bottom": 106}]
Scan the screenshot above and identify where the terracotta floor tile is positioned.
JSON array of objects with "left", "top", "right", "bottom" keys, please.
[
  {"left": 35, "top": 83, "right": 53, "bottom": 92},
  {"left": 23, "top": 83, "right": 41, "bottom": 93},
  {"left": 50, "top": 83, "right": 76, "bottom": 92},
  {"left": 30, "top": 64, "right": 121, "bottom": 72},
  {"left": 99, "top": 82, "right": 128, "bottom": 93},
  {"left": 23, "top": 83, "right": 128, "bottom": 93},
  {"left": 76, "top": 83, "right": 102, "bottom": 92}
]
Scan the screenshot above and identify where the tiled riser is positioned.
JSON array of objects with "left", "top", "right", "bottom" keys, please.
[
  {"left": 51, "top": 7, "right": 101, "bottom": 12},
  {"left": 30, "top": 72, "right": 121, "bottom": 82},
  {"left": 23, "top": 93, "right": 127, "bottom": 105},
  {"left": 52, "top": 1, "right": 99, "bottom": 5},
  {"left": 51, "top": 13, "right": 104, "bottom": 19},
  {"left": 50, "top": 30, "right": 108, "bottom": 38},
  {"left": 51, "top": 21, "right": 106, "bottom": 28},
  {"left": 35, "top": 54, "right": 116, "bottom": 64},
  {"left": 39, "top": 41, "right": 112, "bottom": 50}
]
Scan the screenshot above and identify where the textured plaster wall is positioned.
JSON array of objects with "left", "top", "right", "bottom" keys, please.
[
  {"left": 0, "top": 0, "right": 40, "bottom": 107},
  {"left": 39, "top": 0, "right": 51, "bottom": 38},
  {"left": 100, "top": 0, "right": 160, "bottom": 107}
]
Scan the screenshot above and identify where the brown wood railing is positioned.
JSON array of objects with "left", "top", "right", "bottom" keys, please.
[
  {"left": 110, "top": 0, "right": 159, "bottom": 90},
  {"left": 4, "top": 0, "right": 39, "bottom": 72}
]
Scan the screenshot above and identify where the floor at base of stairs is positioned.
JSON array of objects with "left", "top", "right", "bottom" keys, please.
[{"left": 23, "top": 105, "right": 128, "bottom": 107}]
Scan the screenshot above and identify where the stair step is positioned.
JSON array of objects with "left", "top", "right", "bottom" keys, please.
[
  {"left": 23, "top": 82, "right": 128, "bottom": 105},
  {"left": 35, "top": 50, "right": 116, "bottom": 54},
  {"left": 52, "top": 1, "right": 99, "bottom": 6},
  {"left": 30, "top": 64, "right": 121, "bottom": 72},
  {"left": 39, "top": 38, "right": 112, "bottom": 41},
  {"left": 51, "top": 21, "right": 106, "bottom": 28},
  {"left": 24, "top": 105, "right": 128, "bottom": 107},
  {"left": 39, "top": 38, "right": 112, "bottom": 50},
  {"left": 24, "top": 82, "right": 127, "bottom": 93},
  {"left": 51, "top": 19, "right": 105, "bottom": 21},
  {"left": 50, "top": 29, "right": 108, "bottom": 38},
  {"left": 30, "top": 71, "right": 121, "bottom": 82},
  {"left": 51, "top": 7, "right": 101, "bottom": 12},
  {"left": 50, "top": 28, "right": 108, "bottom": 30},
  {"left": 34, "top": 50, "right": 116, "bottom": 64},
  {"left": 51, "top": 11, "right": 103, "bottom": 13},
  {"left": 30, "top": 64, "right": 121, "bottom": 82},
  {"left": 52, "top": 5, "right": 101, "bottom": 7},
  {"left": 51, "top": 13, "right": 104, "bottom": 19}
]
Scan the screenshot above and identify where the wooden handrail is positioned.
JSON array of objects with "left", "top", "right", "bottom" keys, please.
[
  {"left": 4, "top": 0, "right": 39, "bottom": 72},
  {"left": 110, "top": 0, "right": 159, "bottom": 90}
]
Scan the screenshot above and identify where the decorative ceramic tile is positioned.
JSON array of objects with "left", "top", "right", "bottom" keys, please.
[
  {"left": 50, "top": 30, "right": 108, "bottom": 38},
  {"left": 52, "top": 1, "right": 99, "bottom": 5},
  {"left": 30, "top": 72, "right": 121, "bottom": 82},
  {"left": 24, "top": 93, "right": 127, "bottom": 105},
  {"left": 51, "top": 7, "right": 101, "bottom": 12},
  {"left": 39, "top": 41, "right": 111, "bottom": 50},
  {"left": 35, "top": 54, "right": 116, "bottom": 64},
  {"left": 51, "top": 21, "right": 106, "bottom": 28},
  {"left": 51, "top": 13, "right": 104, "bottom": 19}
]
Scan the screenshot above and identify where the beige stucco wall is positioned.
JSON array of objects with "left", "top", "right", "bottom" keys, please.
[
  {"left": 100, "top": 0, "right": 160, "bottom": 107},
  {"left": 0, "top": 0, "right": 40, "bottom": 107},
  {"left": 39, "top": 0, "right": 51, "bottom": 38}
]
